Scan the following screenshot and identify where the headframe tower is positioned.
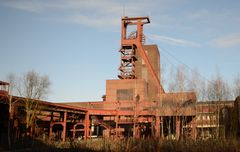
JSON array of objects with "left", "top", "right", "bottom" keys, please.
[{"left": 118, "top": 16, "right": 164, "bottom": 94}]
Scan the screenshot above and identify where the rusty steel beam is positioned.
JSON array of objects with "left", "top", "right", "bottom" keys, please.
[
  {"left": 84, "top": 112, "right": 90, "bottom": 140},
  {"left": 121, "top": 16, "right": 150, "bottom": 23},
  {"left": 41, "top": 101, "right": 87, "bottom": 113},
  {"left": 176, "top": 116, "right": 180, "bottom": 140},
  {"left": 137, "top": 44, "right": 165, "bottom": 93},
  {"left": 72, "top": 122, "right": 85, "bottom": 139},
  {"left": 6, "top": 95, "right": 87, "bottom": 114},
  {"left": 62, "top": 111, "right": 67, "bottom": 142},
  {"left": 49, "top": 123, "right": 53, "bottom": 141},
  {"left": 88, "top": 109, "right": 117, "bottom": 115},
  {"left": 155, "top": 116, "right": 160, "bottom": 139}
]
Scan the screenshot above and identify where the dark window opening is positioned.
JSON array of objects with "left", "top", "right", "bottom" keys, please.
[{"left": 117, "top": 89, "right": 134, "bottom": 101}]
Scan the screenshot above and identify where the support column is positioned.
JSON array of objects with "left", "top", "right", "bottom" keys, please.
[
  {"left": 62, "top": 111, "right": 67, "bottom": 142},
  {"left": 49, "top": 122, "right": 53, "bottom": 141},
  {"left": 73, "top": 124, "right": 76, "bottom": 139},
  {"left": 155, "top": 116, "right": 160, "bottom": 139},
  {"left": 115, "top": 115, "right": 119, "bottom": 137},
  {"left": 49, "top": 112, "right": 54, "bottom": 141},
  {"left": 160, "top": 116, "right": 164, "bottom": 138},
  {"left": 136, "top": 125, "right": 140, "bottom": 139},
  {"left": 133, "top": 117, "right": 138, "bottom": 139},
  {"left": 191, "top": 116, "right": 197, "bottom": 140},
  {"left": 176, "top": 116, "right": 180, "bottom": 140},
  {"left": 84, "top": 112, "right": 90, "bottom": 140}
]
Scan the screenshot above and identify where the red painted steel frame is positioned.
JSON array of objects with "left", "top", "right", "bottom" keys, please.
[{"left": 120, "top": 16, "right": 165, "bottom": 93}]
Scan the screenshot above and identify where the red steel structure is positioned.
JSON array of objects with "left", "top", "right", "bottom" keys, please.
[
  {"left": 3, "top": 16, "right": 238, "bottom": 146},
  {"left": 60, "top": 16, "right": 197, "bottom": 140},
  {"left": 118, "top": 17, "right": 164, "bottom": 94},
  {"left": 0, "top": 17, "right": 197, "bottom": 145}
]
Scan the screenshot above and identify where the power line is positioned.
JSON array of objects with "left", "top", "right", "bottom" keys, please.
[
  {"left": 160, "top": 46, "right": 212, "bottom": 83},
  {"left": 146, "top": 36, "right": 226, "bottom": 101},
  {"left": 146, "top": 36, "right": 214, "bottom": 85}
]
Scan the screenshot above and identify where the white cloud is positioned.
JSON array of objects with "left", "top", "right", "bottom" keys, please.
[
  {"left": 68, "top": 15, "right": 119, "bottom": 28},
  {"left": 2, "top": 0, "right": 149, "bottom": 15},
  {"left": 211, "top": 33, "right": 240, "bottom": 48},
  {"left": 2, "top": 0, "right": 46, "bottom": 12},
  {"left": 1, "top": 0, "right": 151, "bottom": 29},
  {"left": 148, "top": 34, "right": 200, "bottom": 47}
]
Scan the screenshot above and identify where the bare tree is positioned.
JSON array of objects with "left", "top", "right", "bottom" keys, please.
[
  {"left": 160, "top": 62, "right": 167, "bottom": 89},
  {"left": 168, "top": 66, "right": 177, "bottom": 92},
  {"left": 167, "top": 65, "right": 190, "bottom": 138},
  {"left": 207, "top": 71, "right": 231, "bottom": 101},
  {"left": 8, "top": 70, "right": 50, "bottom": 136},
  {"left": 168, "top": 65, "right": 188, "bottom": 92},
  {"left": 187, "top": 69, "right": 207, "bottom": 101},
  {"left": 206, "top": 70, "right": 232, "bottom": 138},
  {"left": 233, "top": 74, "right": 240, "bottom": 98},
  {"left": 198, "top": 80, "right": 207, "bottom": 101},
  {"left": 187, "top": 69, "right": 198, "bottom": 92},
  {"left": 5, "top": 73, "right": 17, "bottom": 148}
]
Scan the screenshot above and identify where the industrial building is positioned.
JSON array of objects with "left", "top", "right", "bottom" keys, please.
[{"left": 0, "top": 16, "right": 239, "bottom": 148}]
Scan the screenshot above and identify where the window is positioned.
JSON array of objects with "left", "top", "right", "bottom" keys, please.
[
  {"left": 197, "top": 115, "right": 200, "bottom": 120},
  {"left": 212, "top": 115, "right": 216, "bottom": 120},
  {"left": 117, "top": 89, "right": 134, "bottom": 101},
  {"left": 202, "top": 115, "right": 206, "bottom": 120}
]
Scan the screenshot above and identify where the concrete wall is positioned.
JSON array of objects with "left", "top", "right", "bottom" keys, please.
[
  {"left": 105, "top": 79, "right": 148, "bottom": 102},
  {"left": 135, "top": 44, "right": 160, "bottom": 102}
]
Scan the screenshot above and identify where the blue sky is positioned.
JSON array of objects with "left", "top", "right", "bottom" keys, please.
[{"left": 0, "top": 0, "right": 240, "bottom": 102}]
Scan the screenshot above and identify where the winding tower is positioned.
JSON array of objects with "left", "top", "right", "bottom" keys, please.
[{"left": 106, "top": 16, "right": 164, "bottom": 103}]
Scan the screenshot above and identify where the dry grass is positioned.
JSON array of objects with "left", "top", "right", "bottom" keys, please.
[
  {"left": 8, "top": 138, "right": 240, "bottom": 152},
  {"left": 48, "top": 138, "right": 240, "bottom": 152}
]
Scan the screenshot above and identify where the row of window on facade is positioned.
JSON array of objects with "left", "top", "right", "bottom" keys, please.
[{"left": 196, "top": 114, "right": 217, "bottom": 121}]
